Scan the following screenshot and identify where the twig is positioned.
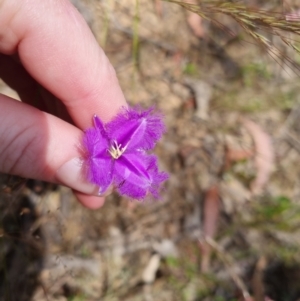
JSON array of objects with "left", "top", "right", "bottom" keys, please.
[{"left": 285, "top": 132, "right": 300, "bottom": 154}]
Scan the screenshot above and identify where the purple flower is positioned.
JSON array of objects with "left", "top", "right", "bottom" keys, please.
[{"left": 83, "top": 107, "right": 168, "bottom": 200}]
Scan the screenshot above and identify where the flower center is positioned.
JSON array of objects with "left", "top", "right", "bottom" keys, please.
[{"left": 108, "top": 140, "right": 127, "bottom": 159}]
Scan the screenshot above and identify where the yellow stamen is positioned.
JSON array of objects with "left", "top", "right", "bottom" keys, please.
[{"left": 108, "top": 140, "right": 127, "bottom": 159}]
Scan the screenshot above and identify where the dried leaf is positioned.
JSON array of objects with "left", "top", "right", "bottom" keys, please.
[
  {"left": 183, "top": 78, "right": 212, "bottom": 120},
  {"left": 185, "top": 0, "right": 205, "bottom": 38},
  {"left": 221, "top": 179, "right": 250, "bottom": 213},
  {"left": 187, "top": 11, "right": 205, "bottom": 38},
  {"left": 241, "top": 118, "right": 274, "bottom": 196},
  {"left": 153, "top": 239, "right": 178, "bottom": 258},
  {"left": 200, "top": 185, "right": 220, "bottom": 272},
  {"left": 251, "top": 257, "right": 267, "bottom": 301},
  {"left": 142, "top": 254, "right": 161, "bottom": 283},
  {"left": 286, "top": 9, "right": 300, "bottom": 22},
  {"left": 227, "top": 149, "right": 254, "bottom": 162},
  {"left": 46, "top": 254, "right": 101, "bottom": 278},
  {"left": 225, "top": 147, "right": 254, "bottom": 170},
  {"left": 154, "top": 0, "right": 163, "bottom": 17}
]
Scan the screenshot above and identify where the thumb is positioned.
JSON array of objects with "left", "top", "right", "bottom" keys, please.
[{"left": 0, "top": 94, "right": 100, "bottom": 198}]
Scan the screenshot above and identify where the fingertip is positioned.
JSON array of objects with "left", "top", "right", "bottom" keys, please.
[{"left": 75, "top": 191, "right": 106, "bottom": 209}]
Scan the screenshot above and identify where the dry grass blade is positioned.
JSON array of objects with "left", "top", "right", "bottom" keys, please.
[
  {"left": 163, "top": 0, "right": 300, "bottom": 74},
  {"left": 164, "top": 0, "right": 300, "bottom": 34}
]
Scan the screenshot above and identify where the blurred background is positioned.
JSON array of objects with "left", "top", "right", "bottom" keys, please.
[{"left": 1, "top": 0, "right": 300, "bottom": 300}]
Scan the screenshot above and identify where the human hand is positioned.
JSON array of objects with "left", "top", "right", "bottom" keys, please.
[{"left": 0, "top": 0, "right": 127, "bottom": 209}]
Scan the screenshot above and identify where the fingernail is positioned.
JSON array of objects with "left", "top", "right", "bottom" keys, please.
[{"left": 56, "top": 158, "right": 99, "bottom": 195}]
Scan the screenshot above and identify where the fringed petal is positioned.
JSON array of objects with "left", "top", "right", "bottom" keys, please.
[
  {"left": 114, "top": 153, "right": 168, "bottom": 200},
  {"left": 146, "top": 155, "right": 169, "bottom": 199},
  {"left": 87, "top": 155, "right": 114, "bottom": 194},
  {"left": 114, "top": 152, "right": 151, "bottom": 199},
  {"left": 83, "top": 116, "right": 112, "bottom": 193},
  {"left": 106, "top": 106, "right": 166, "bottom": 151}
]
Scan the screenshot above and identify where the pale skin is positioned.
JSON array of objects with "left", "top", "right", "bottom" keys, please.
[{"left": 0, "top": 0, "right": 127, "bottom": 209}]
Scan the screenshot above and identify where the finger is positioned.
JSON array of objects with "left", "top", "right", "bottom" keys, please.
[
  {"left": 75, "top": 193, "right": 105, "bottom": 210},
  {"left": 0, "top": 94, "right": 106, "bottom": 208},
  {"left": 0, "top": 0, "right": 127, "bottom": 129}
]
